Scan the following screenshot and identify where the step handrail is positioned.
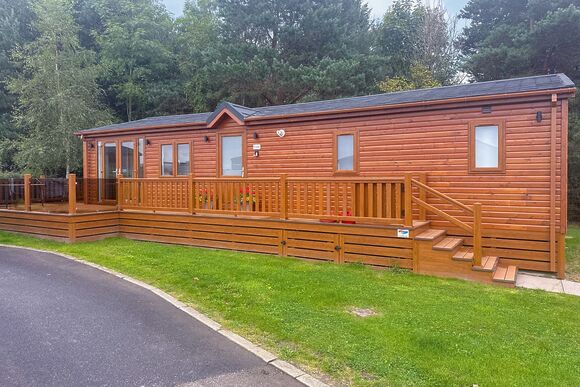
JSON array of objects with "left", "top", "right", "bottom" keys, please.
[{"left": 407, "top": 174, "right": 482, "bottom": 267}]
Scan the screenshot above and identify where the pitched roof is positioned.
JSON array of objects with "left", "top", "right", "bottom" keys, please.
[
  {"left": 206, "top": 101, "right": 258, "bottom": 125},
  {"left": 78, "top": 73, "right": 575, "bottom": 134}
]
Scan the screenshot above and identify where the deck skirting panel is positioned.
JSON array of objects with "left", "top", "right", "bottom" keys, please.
[{"left": 0, "top": 210, "right": 563, "bottom": 273}]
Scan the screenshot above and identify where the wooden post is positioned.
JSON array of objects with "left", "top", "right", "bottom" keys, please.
[
  {"left": 419, "top": 173, "right": 427, "bottom": 221},
  {"left": 473, "top": 202, "right": 482, "bottom": 267},
  {"left": 82, "top": 141, "right": 89, "bottom": 205},
  {"left": 404, "top": 173, "right": 413, "bottom": 227},
  {"left": 549, "top": 94, "right": 557, "bottom": 272},
  {"left": 188, "top": 173, "right": 194, "bottom": 214},
  {"left": 23, "top": 174, "right": 31, "bottom": 211},
  {"left": 116, "top": 172, "right": 123, "bottom": 211},
  {"left": 68, "top": 173, "right": 76, "bottom": 214},
  {"left": 557, "top": 233, "right": 566, "bottom": 279},
  {"left": 280, "top": 174, "right": 288, "bottom": 220},
  {"left": 39, "top": 175, "right": 46, "bottom": 205}
]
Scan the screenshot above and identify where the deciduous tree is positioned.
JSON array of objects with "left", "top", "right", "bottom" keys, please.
[{"left": 8, "top": 0, "right": 112, "bottom": 175}]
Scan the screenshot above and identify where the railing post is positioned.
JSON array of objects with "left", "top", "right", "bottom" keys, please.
[
  {"left": 404, "top": 173, "right": 413, "bottom": 227},
  {"left": 116, "top": 172, "right": 123, "bottom": 211},
  {"left": 68, "top": 173, "right": 76, "bottom": 214},
  {"left": 473, "top": 202, "right": 482, "bottom": 267},
  {"left": 23, "top": 174, "right": 31, "bottom": 211},
  {"left": 280, "top": 174, "right": 288, "bottom": 220},
  {"left": 83, "top": 174, "right": 88, "bottom": 205},
  {"left": 188, "top": 173, "right": 194, "bottom": 214},
  {"left": 419, "top": 173, "right": 427, "bottom": 221}
]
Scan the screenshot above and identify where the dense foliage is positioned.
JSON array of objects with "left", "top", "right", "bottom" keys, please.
[
  {"left": 0, "top": 0, "right": 578, "bottom": 220},
  {"left": 459, "top": 0, "right": 580, "bottom": 220}
]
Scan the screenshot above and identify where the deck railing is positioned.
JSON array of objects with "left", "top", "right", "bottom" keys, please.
[
  {"left": 3, "top": 173, "right": 484, "bottom": 265},
  {"left": 410, "top": 176, "right": 483, "bottom": 266},
  {"left": 116, "top": 175, "right": 411, "bottom": 226}
]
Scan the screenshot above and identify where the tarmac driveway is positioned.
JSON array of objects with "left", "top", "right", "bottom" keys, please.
[{"left": 0, "top": 246, "right": 303, "bottom": 387}]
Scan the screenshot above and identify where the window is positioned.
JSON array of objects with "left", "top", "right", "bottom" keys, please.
[
  {"left": 177, "top": 143, "right": 190, "bottom": 176},
  {"left": 138, "top": 138, "right": 144, "bottom": 178},
  {"left": 121, "top": 141, "right": 134, "bottom": 177},
  {"left": 161, "top": 144, "right": 173, "bottom": 176},
  {"left": 334, "top": 131, "right": 358, "bottom": 174},
  {"left": 469, "top": 121, "right": 505, "bottom": 173},
  {"left": 221, "top": 135, "right": 243, "bottom": 176}
]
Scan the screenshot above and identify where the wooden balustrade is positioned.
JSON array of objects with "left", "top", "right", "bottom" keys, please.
[
  {"left": 286, "top": 177, "right": 406, "bottom": 224},
  {"left": 192, "top": 177, "right": 282, "bottom": 217},
  {"left": 116, "top": 176, "right": 408, "bottom": 225},
  {"left": 119, "top": 178, "right": 190, "bottom": 212}
]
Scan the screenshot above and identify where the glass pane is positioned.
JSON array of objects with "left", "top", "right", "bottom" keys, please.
[
  {"left": 161, "top": 144, "right": 173, "bottom": 176},
  {"left": 475, "top": 125, "right": 499, "bottom": 168},
  {"left": 104, "top": 143, "right": 117, "bottom": 200},
  {"left": 221, "top": 136, "right": 243, "bottom": 176},
  {"left": 177, "top": 143, "right": 190, "bottom": 176},
  {"left": 97, "top": 142, "right": 102, "bottom": 202},
  {"left": 337, "top": 134, "right": 354, "bottom": 171},
  {"left": 138, "top": 138, "right": 144, "bottom": 178},
  {"left": 121, "top": 141, "right": 134, "bottom": 177}
]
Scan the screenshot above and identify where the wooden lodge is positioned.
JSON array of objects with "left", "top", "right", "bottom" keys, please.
[{"left": 0, "top": 73, "right": 575, "bottom": 286}]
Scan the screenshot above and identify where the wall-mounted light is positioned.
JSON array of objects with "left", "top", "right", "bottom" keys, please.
[
  {"left": 203, "top": 135, "right": 209, "bottom": 143},
  {"left": 146, "top": 139, "right": 151, "bottom": 146},
  {"left": 253, "top": 132, "right": 259, "bottom": 139},
  {"left": 88, "top": 142, "right": 94, "bottom": 149},
  {"left": 536, "top": 111, "right": 543, "bottom": 123}
]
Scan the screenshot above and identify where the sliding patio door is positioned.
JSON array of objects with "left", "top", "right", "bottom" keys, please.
[
  {"left": 97, "top": 142, "right": 118, "bottom": 203},
  {"left": 97, "top": 139, "right": 144, "bottom": 203},
  {"left": 120, "top": 141, "right": 135, "bottom": 178}
]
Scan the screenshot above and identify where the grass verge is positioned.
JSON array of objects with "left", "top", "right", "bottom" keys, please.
[
  {"left": 566, "top": 224, "right": 580, "bottom": 281},
  {"left": 0, "top": 231, "right": 579, "bottom": 386}
]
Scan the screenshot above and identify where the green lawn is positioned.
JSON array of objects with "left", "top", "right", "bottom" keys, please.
[
  {"left": 0, "top": 231, "right": 579, "bottom": 386},
  {"left": 567, "top": 224, "right": 580, "bottom": 281}
]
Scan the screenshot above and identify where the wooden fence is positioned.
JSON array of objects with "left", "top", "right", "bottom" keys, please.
[{"left": 117, "top": 176, "right": 413, "bottom": 226}]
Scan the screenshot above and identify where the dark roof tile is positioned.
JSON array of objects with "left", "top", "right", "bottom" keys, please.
[{"left": 78, "top": 74, "right": 575, "bottom": 134}]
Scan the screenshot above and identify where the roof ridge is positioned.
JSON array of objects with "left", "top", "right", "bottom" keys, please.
[{"left": 252, "top": 73, "right": 572, "bottom": 113}]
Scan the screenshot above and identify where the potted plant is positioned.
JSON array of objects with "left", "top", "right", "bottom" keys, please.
[
  {"left": 339, "top": 209, "right": 355, "bottom": 224},
  {"left": 239, "top": 185, "right": 255, "bottom": 211},
  {"left": 197, "top": 187, "right": 214, "bottom": 209}
]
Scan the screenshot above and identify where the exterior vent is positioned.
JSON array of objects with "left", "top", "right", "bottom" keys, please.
[{"left": 482, "top": 105, "right": 492, "bottom": 114}]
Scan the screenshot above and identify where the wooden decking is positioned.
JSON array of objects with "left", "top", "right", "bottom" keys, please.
[{"left": 0, "top": 173, "right": 567, "bottom": 285}]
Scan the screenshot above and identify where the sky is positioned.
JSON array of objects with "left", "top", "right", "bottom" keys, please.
[{"left": 162, "top": 0, "right": 470, "bottom": 20}]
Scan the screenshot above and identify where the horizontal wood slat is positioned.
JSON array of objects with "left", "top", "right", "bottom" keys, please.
[{"left": 0, "top": 208, "right": 563, "bottom": 273}]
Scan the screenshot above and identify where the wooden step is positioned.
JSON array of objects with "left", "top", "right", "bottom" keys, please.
[
  {"left": 415, "top": 229, "right": 446, "bottom": 241},
  {"left": 493, "top": 265, "right": 518, "bottom": 284},
  {"left": 473, "top": 256, "right": 499, "bottom": 272},
  {"left": 433, "top": 237, "right": 463, "bottom": 251},
  {"left": 412, "top": 220, "right": 431, "bottom": 229},
  {"left": 452, "top": 248, "right": 473, "bottom": 262}
]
